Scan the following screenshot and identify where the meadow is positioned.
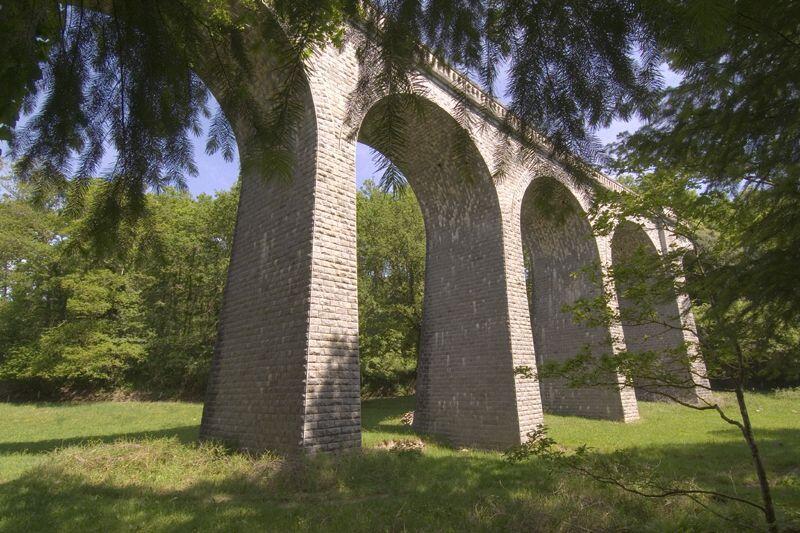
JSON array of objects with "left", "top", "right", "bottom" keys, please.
[{"left": 0, "top": 392, "right": 798, "bottom": 531}]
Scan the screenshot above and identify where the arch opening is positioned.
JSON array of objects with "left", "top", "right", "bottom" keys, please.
[
  {"left": 355, "top": 142, "right": 424, "bottom": 402},
  {"left": 610, "top": 221, "right": 698, "bottom": 403},
  {"left": 520, "top": 176, "right": 628, "bottom": 420},
  {"left": 354, "top": 95, "right": 522, "bottom": 448}
]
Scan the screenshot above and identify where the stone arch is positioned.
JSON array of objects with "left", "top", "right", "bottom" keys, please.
[
  {"left": 610, "top": 220, "right": 706, "bottom": 404},
  {"left": 357, "top": 95, "right": 498, "bottom": 230},
  {"left": 199, "top": 34, "right": 329, "bottom": 453},
  {"left": 355, "top": 94, "right": 534, "bottom": 448},
  {"left": 520, "top": 175, "right": 635, "bottom": 420}
]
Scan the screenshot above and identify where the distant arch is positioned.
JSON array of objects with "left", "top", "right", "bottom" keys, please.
[
  {"left": 520, "top": 176, "right": 631, "bottom": 420},
  {"left": 610, "top": 220, "right": 698, "bottom": 403}
]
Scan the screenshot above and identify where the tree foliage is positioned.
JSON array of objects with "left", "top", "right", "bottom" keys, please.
[
  {"left": 357, "top": 180, "right": 425, "bottom": 397},
  {"left": 2, "top": 0, "right": 799, "bottom": 526},
  {"left": 0, "top": 177, "right": 427, "bottom": 399},
  {"left": 518, "top": 172, "right": 799, "bottom": 530},
  {"left": 614, "top": 0, "right": 800, "bottom": 326},
  {"left": 1, "top": 0, "right": 674, "bottom": 245},
  {"left": 512, "top": 4, "right": 800, "bottom": 529},
  {"left": 1, "top": 0, "right": 354, "bottom": 248},
  {"left": 0, "top": 180, "right": 238, "bottom": 397}
]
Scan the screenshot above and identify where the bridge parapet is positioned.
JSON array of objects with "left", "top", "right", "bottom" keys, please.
[{"left": 414, "top": 47, "right": 628, "bottom": 195}]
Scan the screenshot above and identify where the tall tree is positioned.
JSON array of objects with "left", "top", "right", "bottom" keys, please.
[
  {"left": 516, "top": 4, "right": 800, "bottom": 529},
  {"left": 604, "top": 6, "right": 800, "bottom": 528},
  {"left": 0, "top": 187, "right": 64, "bottom": 372},
  {"left": 132, "top": 186, "right": 238, "bottom": 396},
  {"left": 1, "top": 0, "right": 353, "bottom": 247},
  {"left": 523, "top": 173, "right": 796, "bottom": 530}
]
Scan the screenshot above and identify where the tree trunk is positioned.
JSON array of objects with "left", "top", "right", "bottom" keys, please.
[
  {"left": 733, "top": 338, "right": 778, "bottom": 532},
  {"left": 733, "top": 387, "right": 778, "bottom": 531},
  {"left": 2, "top": 262, "right": 8, "bottom": 299}
]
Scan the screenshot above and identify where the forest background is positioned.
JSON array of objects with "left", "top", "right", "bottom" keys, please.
[
  {"left": 0, "top": 177, "right": 429, "bottom": 400},
  {"left": 1, "top": 173, "right": 797, "bottom": 401}
]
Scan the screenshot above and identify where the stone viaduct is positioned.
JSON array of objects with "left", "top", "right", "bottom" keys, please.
[{"left": 197, "top": 22, "right": 711, "bottom": 454}]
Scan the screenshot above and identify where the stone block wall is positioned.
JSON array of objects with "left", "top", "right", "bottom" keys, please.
[
  {"left": 520, "top": 177, "right": 636, "bottom": 420},
  {"left": 199, "top": 87, "right": 330, "bottom": 453},
  {"left": 359, "top": 99, "right": 531, "bottom": 448},
  {"left": 611, "top": 221, "right": 712, "bottom": 404},
  {"left": 199, "top": 26, "right": 707, "bottom": 453}
]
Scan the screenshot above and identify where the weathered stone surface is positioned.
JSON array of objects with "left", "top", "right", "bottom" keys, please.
[
  {"left": 520, "top": 177, "right": 638, "bottom": 421},
  {"left": 199, "top": 25, "right": 707, "bottom": 453},
  {"left": 611, "top": 220, "right": 711, "bottom": 404}
]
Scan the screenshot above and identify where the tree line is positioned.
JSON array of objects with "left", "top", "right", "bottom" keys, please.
[
  {"left": 3, "top": 173, "right": 796, "bottom": 400},
  {"left": 0, "top": 178, "right": 424, "bottom": 400}
]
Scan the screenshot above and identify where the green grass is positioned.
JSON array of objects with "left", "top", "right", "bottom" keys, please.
[{"left": 0, "top": 392, "right": 798, "bottom": 531}]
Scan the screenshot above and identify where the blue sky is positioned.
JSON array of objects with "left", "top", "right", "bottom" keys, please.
[
  {"left": 2, "top": 66, "right": 680, "bottom": 197},
  {"left": 189, "top": 111, "right": 635, "bottom": 197},
  {"left": 0, "top": 121, "right": 647, "bottom": 197},
  {"left": 190, "top": 65, "right": 681, "bottom": 196}
]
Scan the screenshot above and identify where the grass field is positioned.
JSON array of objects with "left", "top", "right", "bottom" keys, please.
[{"left": 0, "top": 392, "right": 798, "bottom": 531}]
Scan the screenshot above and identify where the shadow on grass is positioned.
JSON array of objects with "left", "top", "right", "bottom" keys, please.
[
  {"left": 1, "top": 398, "right": 798, "bottom": 531},
  {"left": 0, "top": 426, "right": 200, "bottom": 455},
  {"left": 2, "top": 434, "right": 798, "bottom": 532},
  {"left": 0, "top": 395, "right": 412, "bottom": 458},
  {"left": 0, "top": 445, "right": 644, "bottom": 531},
  {"left": 360, "top": 396, "right": 415, "bottom": 432}
]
